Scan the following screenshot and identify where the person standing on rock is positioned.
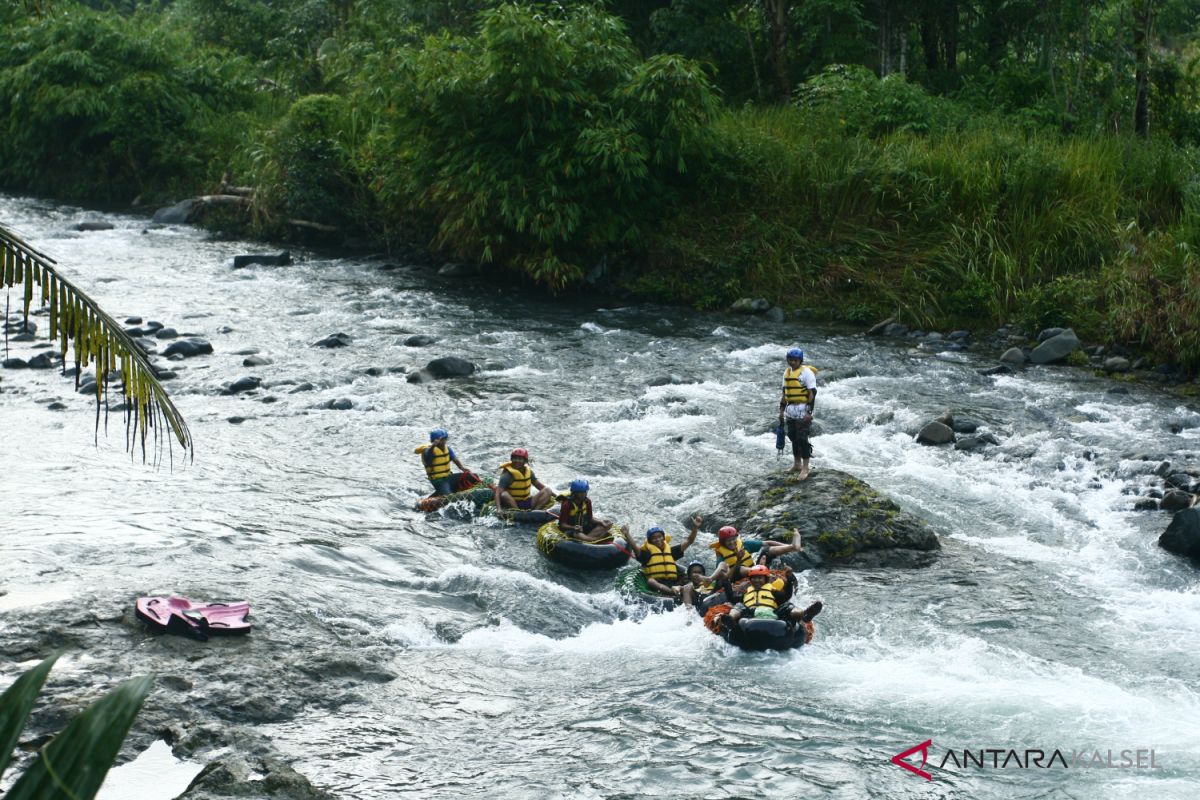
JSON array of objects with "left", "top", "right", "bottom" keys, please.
[{"left": 779, "top": 348, "right": 817, "bottom": 479}]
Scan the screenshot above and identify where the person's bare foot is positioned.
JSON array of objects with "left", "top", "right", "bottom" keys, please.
[
  {"left": 786, "top": 464, "right": 801, "bottom": 473},
  {"left": 797, "top": 469, "right": 810, "bottom": 481}
]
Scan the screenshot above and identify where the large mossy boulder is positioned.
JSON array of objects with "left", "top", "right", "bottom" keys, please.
[{"left": 698, "top": 469, "right": 940, "bottom": 568}]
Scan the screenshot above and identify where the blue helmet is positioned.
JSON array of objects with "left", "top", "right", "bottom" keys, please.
[
  {"left": 430, "top": 428, "right": 448, "bottom": 442},
  {"left": 569, "top": 478, "right": 589, "bottom": 493},
  {"left": 787, "top": 348, "right": 804, "bottom": 360},
  {"left": 646, "top": 525, "right": 665, "bottom": 538}
]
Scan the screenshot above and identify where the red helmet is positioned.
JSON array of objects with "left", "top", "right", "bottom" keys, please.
[
  {"left": 510, "top": 448, "right": 529, "bottom": 460},
  {"left": 748, "top": 565, "right": 771, "bottom": 578},
  {"left": 717, "top": 526, "right": 738, "bottom": 541}
]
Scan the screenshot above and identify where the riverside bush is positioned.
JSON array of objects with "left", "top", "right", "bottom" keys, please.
[
  {"left": 355, "top": 1, "right": 717, "bottom": 287},
  {"left": 247, "top": 93, "right": 366, "bottom": 234},
  {"left": 0, "top": 7, "right": 255, "bottom": 202},
  {"left": 642, "top": 100, "right": 1200, "bottom": 351}
]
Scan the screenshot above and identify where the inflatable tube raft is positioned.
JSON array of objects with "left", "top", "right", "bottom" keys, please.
[
  {"left": 135, "top": 596, "right": 251, "bottom": 641},
  {"left": 415, "top": 476, "right": 494, "bottom": 512},
  {"left": 479, "top": 500, "right": 558, "bottom": 525},
  {"left": 614, "top": 565, "right": 683, "bottom": 612},
  {"left": 700, "top": 570, "right": 815, "bottom": 652},
  {"left": 536, "top": 521, "right": 631, "bottom": 570}
]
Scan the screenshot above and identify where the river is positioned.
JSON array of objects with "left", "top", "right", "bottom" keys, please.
[{"left": 2, "top": 193, "right": 1199, "bottom": 799}]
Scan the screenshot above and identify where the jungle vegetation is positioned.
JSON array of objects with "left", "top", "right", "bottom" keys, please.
[{"left": 2, "top": 1, "right": 1200, "bottom": 366}]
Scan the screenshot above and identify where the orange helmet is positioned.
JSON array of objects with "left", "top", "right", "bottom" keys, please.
[
  {"left": 748, "top": 565, "right": 771, "bottom": 578},
  {"left": 717, "top": 526, "right": 738, "bottom": 541}
]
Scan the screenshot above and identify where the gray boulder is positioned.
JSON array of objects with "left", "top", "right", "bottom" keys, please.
[
  {"left": 1103, "top": 356, "right": 1131, "bottom": 372},
  {"left": 403, "top": 334, "right": 437, "bottom": 347},
  {"left": 28, "top": 352, "right": 59, "bottom": 369},
  {"left": 1160, "top": 490, "right": 1193, "bottom": 512},
  {"left": 423, "top": 357, "right": 475, "bottom": 379},
  {"left": 222, "top": 376, "right": 262, "bottom": 395},
  {"left": 162, "top": 338, "right": 213, "bottom": 358},
  {"left": 696, "top": 469, "right": 939, "bottom": 567},
  {"left": 1029, "top": 329, "right": 1081, "bottom": 364},
  {"left": 1000, "top": 347, "right": 1026, "bottom": 365},
  {"left": 916, "top": 421, "right": 955, "bottom": 445},
  {"left": 72, "top": 221, "right": 114, "bottom": 232},
  {"left": 232, "top": 251, "right": 291, "bottom": 269},
  {"left": 151, "top": 199, "right": 197, "bottom": 224},
  {"left": 1159, "top": 508, "right": 1200, "bottom": 560},
  {"left": 313, "top": 333, "right": 352, "bottom": 348}
]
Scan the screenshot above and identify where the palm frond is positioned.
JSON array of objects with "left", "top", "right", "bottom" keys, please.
[{"left": 1, "top": 222, "right": 192, "bottom": 461}]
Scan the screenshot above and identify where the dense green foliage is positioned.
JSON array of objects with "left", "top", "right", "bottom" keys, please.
[
  {"left": 2, "top": 0, "right": 1200, "bottom": 365},
  {"left": 0, "top": 5, "right": 255, "bottom": 202},
  {"left": 356, "top": 3, "right": 717, "bottom": 285}
]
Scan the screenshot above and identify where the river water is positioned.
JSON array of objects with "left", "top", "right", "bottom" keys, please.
[{"left": 2, "top": 193, "right": 1199, "bottom": 799}]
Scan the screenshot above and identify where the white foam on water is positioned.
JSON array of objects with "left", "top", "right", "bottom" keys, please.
[
  {"left": 480, "top": 364, "right": 548, "bottom": 378},
  {"left": 0, "top": 583, "right": 76, "bottom": 611},
  {"left": 452, "top": 606, "right": 711, "bottom": 655},
  {"left": 800, "top": 628, "right": 1200, "bottom": 749},
  {"left": 96, "top": 740, "right": 205, "bottom": 800},
  {"left": 724, "top": 342, "right": 789, "bottom": 365}
]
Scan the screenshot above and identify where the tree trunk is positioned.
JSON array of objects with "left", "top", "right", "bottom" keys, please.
[
  {"left": 1133, "top": 0, "right": 1156, "bottom": 137},
  {"left": 761, "top": 0, "right": 793, "bottom": 102}
]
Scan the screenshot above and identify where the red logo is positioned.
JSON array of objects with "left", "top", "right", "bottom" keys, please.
[{"left": 893, "top": 739, "right": 933, "bottom": 780}]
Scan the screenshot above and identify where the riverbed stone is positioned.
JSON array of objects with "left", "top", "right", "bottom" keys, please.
[
  {"left": 178, "top": 756, "right": 334, "bottom": 800},
  {"left": 27, "top": 352, "right": 59, "bottom": 369},
  {"left": 222, "top": 376, "right": 262, "bottom": 395},
  {"left": 694, "top": 469, "right": 940, "bottom": 568},
  {"left": 1159, "top": 508, "right": 1200, "bottom": 560},
  {"left": 243, "top": 355, "right": 272, "bottom": 367},
  {"left": 155, "top": 327, "right": 179, "bottom": 339},
  {"left": 163, "top": 338, "right": 214, "bottom": 358},
  {"left": 999, "top": 347, "right": 1026, "bottom": 365},
  {"left": 1103, "top": 356, "right": 1131, "bottom": 372},
  {"left": 403, "top": 334, "right": 437, "bottom": 347},
  {"left": 72, "top": 220, "right": 114, "bottom": 232},
  {"left": 916, "top": 421, "right": 955, "bottom": 445},
  {"left": 421, "top": 357, "right": 475, "bottom": 379},
  {"left": 152, "top": 199, "right": 197, "bottom": 224},
  {"left": 1029, "top": 329, "right": 1081, "bottom": 364},
  {"left": 313, "top": 333, "right": 352, "bottom": 349},
  {"left": 3, "top": 357, "right": 28, "bottom": 369},
  {"left": 232, "top": 251, "right": 291, "bottom": 269},
  {"left": 1160, "top": 490, "right": 1193, "bottom": 512}
]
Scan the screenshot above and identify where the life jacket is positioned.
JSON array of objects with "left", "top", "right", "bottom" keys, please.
[
  {"left": 557, "top": 498, "right": 593, "bottom": 531},
  {"left": 499, "top": 461, "right": 532, "bottom": 500},
  {"left": 742, "top": 584, "right": 779, "bottom": 612},
  {"left": 709, "top": 537, "right": 754, "bottom": 569},
  {"left": 783, "top": 365, "right": 814, "bottom": 405},
  {"left": 640, "top": 536, "right": 677, "bottom": 582},
  {"left": 417, "top": 443, "right": 452, "bottom": 481}
]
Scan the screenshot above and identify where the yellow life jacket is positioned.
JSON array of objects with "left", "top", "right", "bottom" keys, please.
[
  {"left": 499, "top": 461, "right": 532, "bottom": 500},
  {"left": 558, "top": 500, "right": 592, "bottom": 531},
  {"left": 709, "top": 538, "right": 755, "bottom": 569},
  {"left": 742, "top": 584, "right": 779, "bottom": 611},
  {"left": 783, "top": 365, "right": 814, "bottom": 405},
  {"left": 640, "top": 536, "right": 677, "bottom": 582},
  {"left": 418, "top": 443, "right": 452, "bottom": 481}
]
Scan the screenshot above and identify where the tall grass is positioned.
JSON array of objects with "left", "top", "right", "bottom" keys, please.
[{"left": 644, "top": 103, "right": 1200, "bottom": 365}]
